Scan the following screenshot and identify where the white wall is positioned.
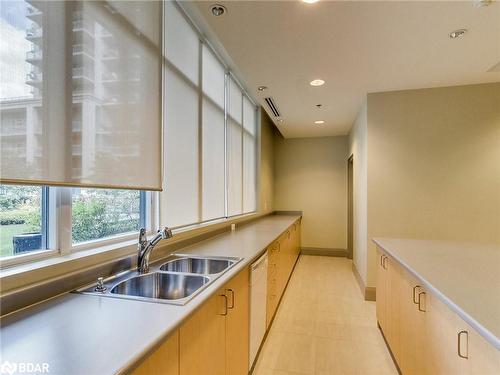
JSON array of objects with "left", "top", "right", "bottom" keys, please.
[
  {"left": 259, "top": 110, "right": 276, "bottom": 214},
  {"left": 274, "top": 135, "right": 348, "bottom": 251},
  {"left": 364, "top": 82, "right": 500, "bottom": 287},
  {"left": 348, "top": 102, "right": 368, "bottom": 285}
]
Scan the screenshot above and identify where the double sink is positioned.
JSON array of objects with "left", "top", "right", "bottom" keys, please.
[{"left": 76, "top": 255, "right": 242, "bottom": 305}]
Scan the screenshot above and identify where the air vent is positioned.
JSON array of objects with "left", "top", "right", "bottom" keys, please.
[{"left": 264, "top": 97, "right": 281, "bottom": 117}]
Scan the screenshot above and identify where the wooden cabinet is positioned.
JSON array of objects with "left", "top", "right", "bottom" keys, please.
[
  {"left": 377, "top": 247, "right": 500, "bottom": 375},
  {"left": 135, "top": 220, "right": 301, "bottom": 375},
  {"left": 266, "top": 220, "right": 301, "bottom": 327},
  {"left": 225, "top": 267, "right": 249, "bottom": 375},
  {"left": 179, "top": 267, "right": 249, "bottom": 375},
  {"left": 179, "top": 289, "right": 226, "bottom": 375},
  {"left": 132, "top": 331, "right": 179, "bottom": 375}
]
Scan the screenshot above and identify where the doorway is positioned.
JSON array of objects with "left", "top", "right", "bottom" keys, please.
[{"left": 347, "top": 155, "right": 353, "bottom": 260}]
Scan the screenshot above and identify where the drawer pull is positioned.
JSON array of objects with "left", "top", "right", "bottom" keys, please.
[
  {"left": 382, "top": 256, "right": 388, "bottom": 270},
  {"left": 412, "top": 285, "right": 421, "bottom": 304},
  {"left": 417, "top": 291, "right": 426, "bottom": 312},
  {"left": 458, "top": 330, "right": 469, "bottom": 359},
  {"left": 226, "top": 288, "right": 235, "bottom": 309},
  {"left": 220, "top": 294, "right": 228, "bottom": 316}
]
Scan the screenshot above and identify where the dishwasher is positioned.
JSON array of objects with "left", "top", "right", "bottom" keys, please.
[{"left": 249, "top": 252, "right": 268, "bottom": 368}]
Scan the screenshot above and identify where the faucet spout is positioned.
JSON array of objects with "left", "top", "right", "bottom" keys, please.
[{"left": 137, "top": 227, "right": 173, "bottom": 273}]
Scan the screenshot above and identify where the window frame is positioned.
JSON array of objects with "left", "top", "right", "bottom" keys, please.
[{"left": 0, "top": 186, "right": 154, "bottom": 268}]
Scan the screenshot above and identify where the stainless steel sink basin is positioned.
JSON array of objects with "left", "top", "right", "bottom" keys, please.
[
  {"left": 110, "top": 272, "right": 209, "bottom": 300},
  {"left": 159, "top": 257, "right": 236, "bottom": 275},
  {"left": 75, "top": 254, "right": 242, "bottom": 305}
]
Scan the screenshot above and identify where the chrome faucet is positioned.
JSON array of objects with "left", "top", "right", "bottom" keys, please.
[{"left": 137, "top": 227, "right": 173, "bottom": 273}]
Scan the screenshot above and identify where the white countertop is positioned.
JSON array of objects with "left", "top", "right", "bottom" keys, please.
[
  {"left": 0, "top": 215, "right": 300, "bottom": 375},
  {"left": 373, "top": 238, "right": 500, "bottom": 350}
]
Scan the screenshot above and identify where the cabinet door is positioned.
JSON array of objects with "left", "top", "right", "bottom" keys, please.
[
  {"left": 425, "top": 292, "right": 464, "bottom": 375},
  {"left": 225, "top": 267, "right": 249, "bottom": 375},
  {"left": 376, "top": 249, "right": 388, "bottom": 332},
  {"left": 180, "top": 290, "right": 226, "bottom": 375},
  {"left": 132, "top": 331, "right": 179, "bottom": 375},
  {"left": 387, "top": 258, "right": 402, "bottom": 364},
  {"left": 399, "top": 269, "right": 428, "bottom": 375},
  {"left": 464, "top": 325, "right": 500, "bottom": 375}
]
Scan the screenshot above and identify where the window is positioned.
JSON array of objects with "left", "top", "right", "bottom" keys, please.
[
  {"left": 71, "top": 188, "right": 145, "bottom": 244},
  {"left": 161, "top": 2, "right": 258, "bottom": 228},
  {"left": 0, "top": 185, "right": 46, "bottom": 257}
]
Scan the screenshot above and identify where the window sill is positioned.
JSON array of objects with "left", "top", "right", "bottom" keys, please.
[{"left": 0, "top": 211, "right": 264, "bottom": 295}]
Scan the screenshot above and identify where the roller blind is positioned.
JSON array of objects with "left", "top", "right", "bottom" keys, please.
[{"left": 0, "top": 1, "right": 163, "bottom": 190}]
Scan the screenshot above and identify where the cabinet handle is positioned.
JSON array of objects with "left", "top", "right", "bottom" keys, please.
[
  {"left": 287, "top": 230, "right": 291, "bottom": 239},
  {"left": 412, "top": 285, "right": 421, "bottom": 304},
  {"left": 382, "top": 256, "right": 388, "bottom": 270},
  {"left": 380, "top": 255, "right": 384, "bottom": 267},
  {"left": 417, "top": 291, "right": 426, "bottom": 312},
  {"left": 220, "top": 294, "right": 228, "bottom": 316},
  {"left": 457, "top": 330, "right": 469, "bottom": 359},
  {"left": 226, "top": 288, "right": 235, "bottom": 309}
]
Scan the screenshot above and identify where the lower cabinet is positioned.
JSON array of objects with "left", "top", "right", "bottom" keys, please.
[
  {"left": 225, "top": 267, "right": 249, "bottom": 375},
  {"left": 267, "top": 221, "right": 301, "bottom": 327},
  {"left": 179, "top": 268, "right": 249, "bottom": 375},
  {"left": 132, "top": 330, "right": 179, "bottom": 375},
  {"left": 133, "top": 220, "right": 301, "bottom": 375},
  {"left": 376, "top": 247, "right": 500, "bottom": 375},
  {"left": 179, "top": 290, "right": 227, "bottom": 375}
]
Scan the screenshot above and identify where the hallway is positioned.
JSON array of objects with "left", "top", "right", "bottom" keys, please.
[{"left": 253, "top": 256, "right": 398, "bottom": 375}]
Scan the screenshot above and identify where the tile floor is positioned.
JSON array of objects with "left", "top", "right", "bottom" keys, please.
[{"left": 252, "top": 255, "right": 398, "bottom": 375}]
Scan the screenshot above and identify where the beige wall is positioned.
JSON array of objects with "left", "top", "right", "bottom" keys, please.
[
  {"left": 274, "top": 135, "right": 348, "bottom": 251},
  {"left": 348, "top": 102, "right": 368, "bottom": 285},
  {"left": 259, "top": 110, "right": 277, "bottom": 214},
  {"left": 364, "top": 82, "right": 500, "bottom": 287}
]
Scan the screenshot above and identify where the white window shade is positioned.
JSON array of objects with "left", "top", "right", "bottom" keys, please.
[
  {"left": 161, "top": 66, "right": 199, "bottom": 228},
  {"left": 0, "top": 1, "right": 163, "bottom": 191},
  {"left": 202, "top": 99, "right": 225, "bottom": 221},
  {"left": 243, "top": 97, "right": 257, "bottom": 213},
  {"left": 227, "top": 118, "right": 242, "bottom": 217}
]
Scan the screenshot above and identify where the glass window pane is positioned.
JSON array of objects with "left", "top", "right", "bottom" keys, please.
[
  {"left": 202, "top": 45, "right": 225, "bottom": 108},
  {"left": 164, "top": 1, "right": 198, "bottom": 84},
  {"left": 71, "top": 188, "right": 141, "bottom": 244},
  {"left": 227, "top": 119, "right": 242, "bottom": 216},
  {"left": 161, "top": 67, "right": 199, "bottom": 228},
  {"left": 243, "top": 133, "right": 256, "bottom": 213},
  {"left": 202, "top": 98, "right": 225, "bottom": 221},
  {"left": 0, "top": 185, "right": 44, "bottom": 257},
  {"left": 228, "top": 78, "right": 242, "bottom": 123}
]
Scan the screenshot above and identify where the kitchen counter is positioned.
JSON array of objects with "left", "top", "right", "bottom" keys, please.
[
  {"left": 0, "top": 214, "right": 301, "bottom": 375},
  {"left": 373, "top": 238, "right": 500, "bottom": 350}
]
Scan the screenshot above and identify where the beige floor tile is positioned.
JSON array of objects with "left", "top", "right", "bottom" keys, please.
[{"left": 252, "top": 255, "right": 398, "bottom": 375}]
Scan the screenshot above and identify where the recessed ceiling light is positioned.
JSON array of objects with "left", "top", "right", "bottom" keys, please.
[
  {"left": 257, "top": 85, "right": 268, "bottom": 91},
  {"left": 314, "top": 120, "right": 325, "bottom": 124},
  {"left": 449, "top": 29, "right": 467, "bottom": 39},
  {"left": 302, "top": 0, "right": 319, "bottom": 3},
  {"left": 210, "top": 4, "right": 226, "bottom": 16},
  {"left": 277, "top": 119, "right": 284, "bottom": 123},
  {"left": 310, "top": 79, "right": 325, "bottom": 86}
]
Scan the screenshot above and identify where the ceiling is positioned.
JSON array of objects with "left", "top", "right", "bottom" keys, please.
[{"left": 187, "top": 1, "right": 500, "bottom": 138}]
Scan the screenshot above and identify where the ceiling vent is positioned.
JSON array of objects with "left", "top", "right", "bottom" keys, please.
[{"left": 264, "top": 97, "right": 281, "bottom": 117}]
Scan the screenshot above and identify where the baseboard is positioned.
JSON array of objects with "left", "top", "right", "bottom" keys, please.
[
  {"left": 352, "top": 263, "right": 376, "bottom": 301},
  {"left": 300, "top": 247, "right": 347, "bottom": 257}
]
